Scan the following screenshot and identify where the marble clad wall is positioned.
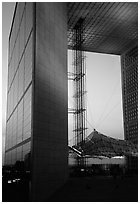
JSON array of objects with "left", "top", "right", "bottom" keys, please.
[{"left": 31, "top": 3, "right": 68, "bottom": 201}]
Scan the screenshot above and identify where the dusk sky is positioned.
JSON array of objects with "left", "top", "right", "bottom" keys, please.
[
  {"left": 68, "top": 50, "right": 124, "bottom": 142},
  {"left": 2, "top": 3, "right": 124, "bottom": 154}
]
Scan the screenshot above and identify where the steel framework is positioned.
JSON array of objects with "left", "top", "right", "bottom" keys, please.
[{"left": 72, "top": 18, "right": 87, "bottom": 148}]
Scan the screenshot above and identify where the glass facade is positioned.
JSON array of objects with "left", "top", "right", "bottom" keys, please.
[
  {"left": 5, "top": 3, "right": 33, "bottom": 165},
  {"left": 121, "top": 46, "right": 138, "bottom": 145}
]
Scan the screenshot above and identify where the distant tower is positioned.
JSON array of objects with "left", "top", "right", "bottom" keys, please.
[{"left": 121, "top": 46, "right": 138, "bottom": 146}]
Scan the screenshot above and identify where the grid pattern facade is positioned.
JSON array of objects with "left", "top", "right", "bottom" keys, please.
[
  {"left": 67, "top": 2, "right": 138, "bottom": 55},
  {"left": 121, "top": 46, "right": 138, "bottom": 145},
  {"left": 5, "top": 3, "right": 33, "bottom": 165}
]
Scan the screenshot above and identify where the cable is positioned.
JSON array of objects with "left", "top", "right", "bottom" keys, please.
[
  {"left": 68, "top": 94, "right": 95, "bottom": 142},
  {"left": 68, "top": 94, "right": 95, "bottom": 130},
  {"left": 96, "top": 78, "right": 120, "bottom": 127},
  {"left": 97, "top": 100, "right": 120, "bottom": 129},
  {"left": 87, "top": 94, "right": 96, "bottom": 128}
]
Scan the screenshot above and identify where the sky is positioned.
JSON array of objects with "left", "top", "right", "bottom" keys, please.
[
  {"left": 2, "top": 2, "right": 124, "bottom": 155},
  {"left": 68, "top": 51, "right": 124, "bottom": 142}
]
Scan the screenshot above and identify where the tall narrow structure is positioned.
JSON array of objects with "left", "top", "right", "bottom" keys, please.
[
  {"left": 5, "top": 2, "right": 68, "bottom": 201},
  {"left": 72, "top": 18, "right": 87, "bottom": 147},
  {"left": 121, "top": 46, "right": 138, "bottom": 146}
]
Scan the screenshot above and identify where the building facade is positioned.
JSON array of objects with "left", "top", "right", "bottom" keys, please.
[
  {"left": 5, "top": 3, "right": 33, "bottom": 166},
  {"left": 5, "top": 2, "right": 68, "bottom": 201},
  {"left": 121, "top": 46, "right": 138, "bottom": 146}
]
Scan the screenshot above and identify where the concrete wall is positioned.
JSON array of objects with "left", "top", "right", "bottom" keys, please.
[{"left": 31, "top": 3, "right": 68, "bottom": 201}]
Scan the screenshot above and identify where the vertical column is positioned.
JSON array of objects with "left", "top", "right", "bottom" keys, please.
[{"left": 31, "top": 3, "right": 68, "bottom": 201}]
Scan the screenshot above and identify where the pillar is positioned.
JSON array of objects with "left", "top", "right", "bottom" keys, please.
[{"left": 31, "top": 3, "right": 68, "bottom": 201}]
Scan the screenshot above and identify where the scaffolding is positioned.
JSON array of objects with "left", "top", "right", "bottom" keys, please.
[{"left": 72, "top": 18, "right": 87, "bottom": 148}]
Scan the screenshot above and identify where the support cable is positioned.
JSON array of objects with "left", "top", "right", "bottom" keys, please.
[
  {"left": 97, "top": 100, "right": 120, "bottom": 129},
  {"left": 96, "top": 78, "right": 120, "bottom": 128}
]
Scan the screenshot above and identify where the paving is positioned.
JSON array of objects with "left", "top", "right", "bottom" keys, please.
[
  {"left": 3, "top": 175, "right": 138, "bottom": 202},
  {"left": 48, "top": 175, "right": 138, "bottom": 202}
]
